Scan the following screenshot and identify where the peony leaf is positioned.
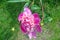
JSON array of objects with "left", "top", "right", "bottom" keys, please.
[
  {"left": 7, "top": 0, "right": 29, "bottom": 3},
  {"left": 31, "top": 5, "right": 40, "bottom": 10},
  {"left": 24, "top": 2, "right": 30, "bottom": 7}
]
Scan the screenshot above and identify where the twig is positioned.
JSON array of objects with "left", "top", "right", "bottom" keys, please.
[
  {"left": 40, "top": 0, "right": 44, "bottom": 22},
  {"left": 29, "top": 0, "right": 34, "bottom": 7}
]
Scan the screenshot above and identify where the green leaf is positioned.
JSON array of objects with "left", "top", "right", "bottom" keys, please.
[
  {"left": 31, "top": 5, "right": 40, "bottom": 10},
  {"left": 7, "top": 0, "right": 29, "bottom": 3},
  {"left": 47, "top": 17, "right": 53, "bottom": 22},
  {"left": 24, "top": 2, "right": 30, "bottom": 7}
]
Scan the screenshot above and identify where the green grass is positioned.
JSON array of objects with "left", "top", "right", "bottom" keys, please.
[{"left": 0, "top": 0, "right": 60, "bottom": 40}]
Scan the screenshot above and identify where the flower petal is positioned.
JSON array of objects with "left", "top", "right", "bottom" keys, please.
[
  {"left": 28, "top": 31, "right": 36, "bottom": 39},
  {"left": 33, "top": 13, "right": 41, "bottom": 24},
  {"left": 33, "top": 13, "right": 39, "bottom": 18},
  {"left": 18, "top": 13, "right": 23, "bottom": 22},
  {"left": 32, "top": 31, "right": 36, "bottom": 38},
  {"left": 24, "top": 7, "right": 32, "bottom": 15},
  {"left": 28, "top": 32, "right": 32, "bottom": 39},
  {"left": 35, "top": 25, "right": 42, "bottom": 32},
  {"left": 20, "top": 23, "right": 27, "bottom": 33}
]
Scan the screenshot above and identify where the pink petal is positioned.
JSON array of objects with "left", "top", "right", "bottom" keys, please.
[
  {"left": 33, "top": 13, "right": 41, "bottom": 24},
  {"left": 20, "top": 23, "right": 27, "bottom": 33},
  {"left": 28, "top": 31, "right": 36, "bottom": 39},
  {"left": 18, "top": 13, "right": 23, "bottom": 22},
  {"left": 28, "top": 32, "right": 32, "bottom": 39},
  {"left": 35, "top": 25, "right": 42, "bottom": 32},
  {"left": 32, "top": 31, "right": 36, "bottom": 38},
  {"left": 33, "top": 13, "right": 39, "bottom": 18},
  {"left": 24, "top": 7, "right": 32, "bottom": 15}
]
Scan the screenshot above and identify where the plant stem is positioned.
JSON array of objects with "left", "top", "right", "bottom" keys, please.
[
  {"left": 40, "top": 0, "right": 44, "bottom": 22},
  {"left": 29, "top": 0, "right": 34, "bottom": 7}
]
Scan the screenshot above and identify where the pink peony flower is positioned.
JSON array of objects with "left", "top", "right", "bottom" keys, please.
[{"left": 18, "top": 7, "right": 42, "bottom": 39}]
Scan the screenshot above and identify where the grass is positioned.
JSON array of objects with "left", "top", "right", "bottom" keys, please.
[{"left": 0, "top": 0, "right": 60, "bottom": 40}]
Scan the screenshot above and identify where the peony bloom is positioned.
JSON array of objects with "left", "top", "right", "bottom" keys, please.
[{"left": 18, "top": 7, "right": 42, "bottom": 39}]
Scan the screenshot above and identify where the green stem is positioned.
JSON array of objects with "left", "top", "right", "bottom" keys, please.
[
  {"left": 40, "top": 0, "right": 44, "bottom": 22},
  {"left": 29, "top": 0, "right": 34, "bottom": 7}
]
